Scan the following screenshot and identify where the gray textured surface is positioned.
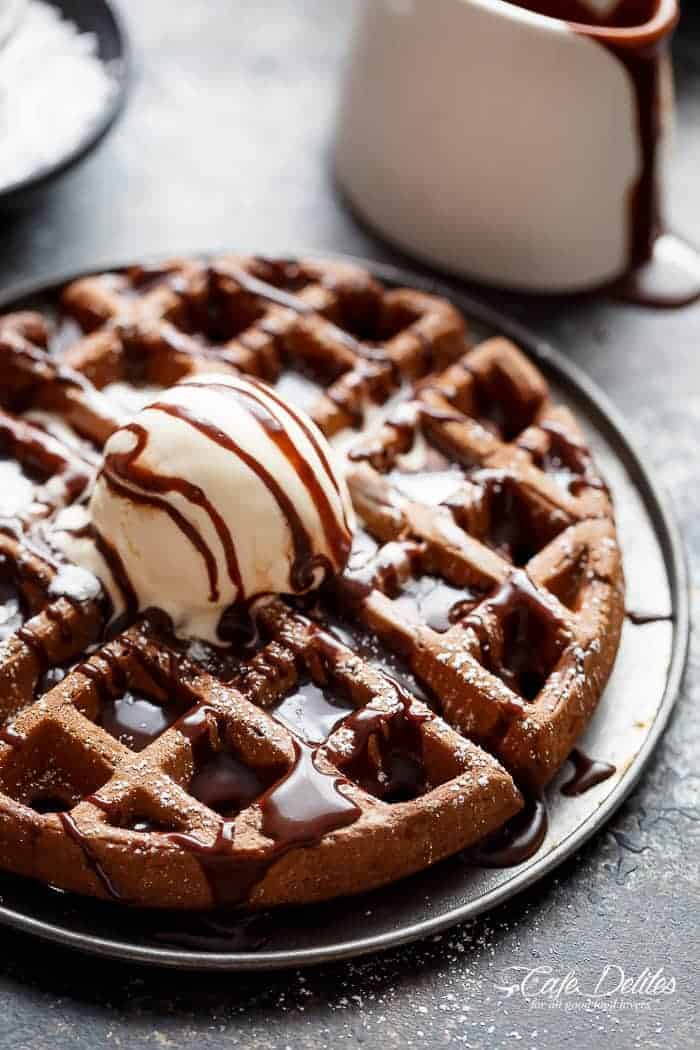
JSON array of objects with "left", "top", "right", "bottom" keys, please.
[{"left": 0, "top": 1, "right": 698, "bottom": 1047}]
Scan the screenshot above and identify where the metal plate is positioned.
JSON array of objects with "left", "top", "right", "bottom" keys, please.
[
  {"left": 0, "top": 0, "right": 130, "bottom": 208},
  {"left": 0, "top": 255, "right": 689, "bottom": 970}
]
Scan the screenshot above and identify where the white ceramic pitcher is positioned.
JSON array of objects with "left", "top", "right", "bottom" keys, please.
[{"left": 335, "top": 0, "right": 678, "bottom": 293}]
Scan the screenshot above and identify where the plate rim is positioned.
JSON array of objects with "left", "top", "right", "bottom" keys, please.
[
  {"left": 0, "top": 0, "right": 131, "bottom": 206},
  {"left": 0, "top": 252, "right": 689, "bottom": 970}
]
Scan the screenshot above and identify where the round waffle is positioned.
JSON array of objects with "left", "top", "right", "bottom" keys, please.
[{"left": 0, "top": 256, "right": 624, "bottom": 909}]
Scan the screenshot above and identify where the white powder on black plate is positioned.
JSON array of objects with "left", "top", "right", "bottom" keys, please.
[{"left": 0, "top": 0, "right": 116, "bottom": 190}]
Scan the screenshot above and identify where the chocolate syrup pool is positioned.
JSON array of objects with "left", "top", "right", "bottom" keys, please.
[{"left": 511, "top": 0, "right": 699, "bottom": 308}]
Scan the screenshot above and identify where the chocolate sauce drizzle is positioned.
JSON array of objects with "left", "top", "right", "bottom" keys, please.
[
  {"left": 91, "top": 525, "right": 138, "bottom": 623},
  {"left": 181, "top": 378, "right": 352, "bottom": 562},
  {"left": 59, "top": 812, "right": 126, "bottom": 900},
  {"left": 149, "top": 398, "right": 333, "bottom": 595},
  {"left": 63, "top": 695, "right": 362, "bottom": 908},
  {"left": 162, "top": 625, "right": 435, "bottom": 902},
  {"left": 163, "top": 735, "right": 361, "bottom": 907},
  {"left": 562, "top": 748, "right": 616, "bottom": 796},
  {"left": 464, "top": 569, "right": 565, "bottom": 701},
  {"left": 76, "top": 630, "right": 436, "bottom": 905},
  {"left": 103, "top": 422, "right": 236, "bottom": 604},
  {"left": 189, "top": 751, "right": 269, "bottom": 814},
  {"left": 330, "top": 682, "right": 431, "bottom": 803},
  {"left": 466, "top": 794, "right": 548, "bottom": 868}
]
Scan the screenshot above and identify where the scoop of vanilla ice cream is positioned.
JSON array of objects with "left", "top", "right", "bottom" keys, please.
[{"left": 52, "top": 374, "right": 355, "bottom": 644}]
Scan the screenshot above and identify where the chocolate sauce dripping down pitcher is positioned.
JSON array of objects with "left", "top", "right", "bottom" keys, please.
[
  {"left": 507, "top": 0, "right": 698, "bottom": 307},
  {"left": 337, "top": 0, "right": 697, "bottom": 305}
]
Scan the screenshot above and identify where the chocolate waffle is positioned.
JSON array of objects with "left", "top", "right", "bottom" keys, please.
[{"left": 0, "top": 257, "right": 624, "bottom": 908}]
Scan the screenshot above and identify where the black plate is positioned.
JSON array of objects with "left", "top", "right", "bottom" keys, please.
[
  {"left": 0, "top": 0, "right": 130, "bottom": 208},
  {"left": 0, "top": 255, "right": 689, "bottom": 970}
]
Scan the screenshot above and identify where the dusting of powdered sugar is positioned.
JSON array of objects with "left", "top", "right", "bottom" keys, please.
[{"left": 0, "top": 1, "right": 117, "bottom": 190}]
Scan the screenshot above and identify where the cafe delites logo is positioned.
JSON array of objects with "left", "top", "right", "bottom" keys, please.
[{"left": 494, "top": 964, "right": 677, "bottom": 1012}]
